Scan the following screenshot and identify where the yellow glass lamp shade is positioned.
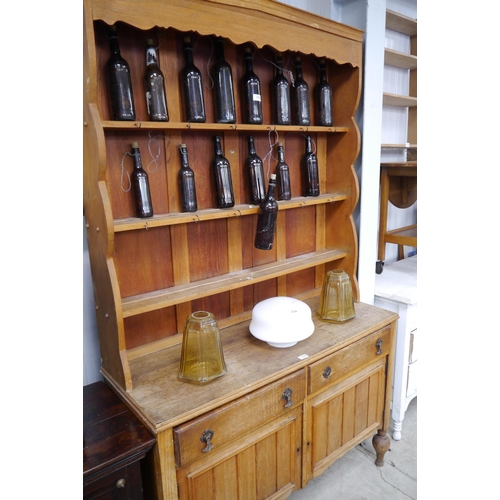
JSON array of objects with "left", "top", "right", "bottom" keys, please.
[
  {"left": 178, "top": 311, "right": 227, "bottom": 383},
  {"left": 318, "top": 269, "right": 356, "bottom": 322}
]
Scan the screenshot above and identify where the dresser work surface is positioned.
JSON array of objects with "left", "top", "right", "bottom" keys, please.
[
  {"left": 374, "top": 255, "right": 417, "bottom": 440},
  {"left": 106, "top": 298, "right": 399, "bottom": 499}
]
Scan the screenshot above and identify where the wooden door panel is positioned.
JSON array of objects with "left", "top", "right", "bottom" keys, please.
[
  {"left": 305, "top": 362, "right": 386, "bottom": 483},
  {"left": 177, "top": 407, "right": 302, "bottom": 500}
]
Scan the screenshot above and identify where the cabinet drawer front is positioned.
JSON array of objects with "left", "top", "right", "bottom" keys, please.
[
  {"left": 308, "top": 326, "right": 391, "bottom": 394},
  {"left": 173, "top": 369, "right": 306, "bottom": 467}
]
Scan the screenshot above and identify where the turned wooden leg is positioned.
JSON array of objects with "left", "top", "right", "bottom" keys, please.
[{"left": 372, "top": 430, "right": 390, "bottom": 467}]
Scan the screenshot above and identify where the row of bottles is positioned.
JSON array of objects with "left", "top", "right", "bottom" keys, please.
[
  {"left": 128, "top": 135, "right": 319, "bottom": 219},
  {"left": 105, "top": 26, "right": 333, "bottom": 126}
]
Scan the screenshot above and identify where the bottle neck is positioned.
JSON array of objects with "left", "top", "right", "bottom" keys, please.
[
  {"left": 184, "top": 45, "right": 194, "bottom": 65},
  {"left": 295, "top": 63, "right": 303, "bottom": 80},
  {"left": 266, "top": 178, "right": 276, "bottom": 201},
  {"left": 132, "top": 148, "right": 143, "bottom": 169},
  {"left": 215, "top": 41, "right": 225, "bottom": 62},
  {"left": 305, "top": 137, "right": 313, "bottom": 153},
  {"left": 277, "top": 146, "right": 285, "bottom": 162},
  {"left": 214, "top": 137, "right": 223, "bottom": 155},
  {"left": 276, "top": 59, "right": 283, "bottom": 76},
  {"left": 319, "top": 66, "right": 327, "bottom": 82},
  {"left": 248, "top": 137, "right": 256, "bottom": 154},
  {"left": 180, "top": 147, "right": 189, "bottom": 167},
  {"left": 146, "top": 46, "right": 158, "bottom": 67},
  {"left": 245, "top": 55, "right": 254, "bottom": 73},
  {"left": 108, "top": 36, "right": 121, "bottom": 56}
]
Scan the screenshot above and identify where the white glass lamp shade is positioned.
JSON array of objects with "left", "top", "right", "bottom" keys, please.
[{"left": 249, "top": 297, "right": 315, "bottom": 348}]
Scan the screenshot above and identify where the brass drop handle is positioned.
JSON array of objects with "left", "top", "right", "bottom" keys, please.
[
  {"left": 323, "top": 366, "right": 332, "bottom": 378},
  {"left": 376, "top": 339, "right": 383, "bottom": 355},
  {"left": 116, "top": 478, "right": 126, "bottom": 489},
  {"left": 201, "top": 429, "right": 214, "bottom": 453},
  {"left": 282, "top": 388, "right": 294, "bottom": 408}
]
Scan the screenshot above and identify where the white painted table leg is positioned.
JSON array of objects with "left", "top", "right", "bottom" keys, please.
[{"left": 393, "top": 420, "right": 402, "bottom": 441}]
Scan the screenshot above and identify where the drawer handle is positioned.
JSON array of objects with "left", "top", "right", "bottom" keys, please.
[
  {"left": 376, "top": 339, "right": 383, "bottom": 355},
  {"left": 201, "top": 429, "right": 214, "bottom": 453},
  {"left": 323, "top": 366, "right": 332, "bottom": 378},
  {"left": 282, "top": 388, "right": 294, "bottom": 408},
  {"left": 116, "top": 478, "right": 126, "bottom": 489}
]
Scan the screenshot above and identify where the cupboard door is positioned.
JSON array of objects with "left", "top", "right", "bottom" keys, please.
[
  {"left": 303, "top": 359, "right": 386, "bottom": 485},
  {"left": 177, "top": 406, "right": 302, "bottom": 500}
]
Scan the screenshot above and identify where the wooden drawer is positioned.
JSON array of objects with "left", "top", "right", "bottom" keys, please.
[
  {"left": 308, "top": 326, "right": 391, "bottom": 395},
  {"left": 173, "top": 369, "right": 306, "bottom": 468}
]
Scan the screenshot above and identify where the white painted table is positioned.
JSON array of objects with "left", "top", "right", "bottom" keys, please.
[{"left": 374, "top": 256, "right": 417, "bottom": 440}]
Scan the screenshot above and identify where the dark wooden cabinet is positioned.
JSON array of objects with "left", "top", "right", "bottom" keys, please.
[{"left": 84, "top": 382, "right": 156, "bottom": 499}]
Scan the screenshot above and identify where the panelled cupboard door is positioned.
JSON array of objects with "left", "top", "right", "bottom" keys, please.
[
  {"left": 303, "top": 359, "right": 387, "bottom": 485},
  {"left": 176, "top": 407, "right": 302, "bottom": 500}
]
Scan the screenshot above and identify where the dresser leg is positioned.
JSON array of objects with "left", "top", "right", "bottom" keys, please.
[
  {"left": 372, "top": 430, "right": 390, "bottom": 467},
  {"left": 392, "top": 421, "right": 402, "bottom": 441}
]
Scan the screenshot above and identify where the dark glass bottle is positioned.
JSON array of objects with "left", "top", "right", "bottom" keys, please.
[
  {"left": 178, "top": 143, "right": 198, "bottom": 212},
  {"left": 105, "top": 26, "right": 136, "bottom": 121},
  {"left": 301, "top": 135, "right": 319, "bottom": 197},
  {"left": 291, "top": 57, "right": 311, "bottom": 126},
  {"left": 212, "top": 136, "right": 235, "bottom": 208},
  {"left": 254, "top": 174, "right": 278, "bottom": 251},
  {"left": 275, "top": 142, "right": 291, "bottom": 201},
  {"left": 271, "top": 53, "right": 291, "bottom": 125},
  {"left": 245, "top": 136, "right": 266, "bottom": 204},
  {"left": 212, "top": 37, "right": 236, "bottom": 124},
  {"left": 315, "top": 58, "right": 333, "bottom": 127},
  {"left": 242, "top": 47, "right": 263, "bottom": 124},
  {"left": 130, "top": 142, "right": 153, "bottom": 217},
  {"left": 181, "top": 37, "right": 206, "bottom": 123},
  {"left": 144, "top": 39, "right": 169, "bottom": 121}
]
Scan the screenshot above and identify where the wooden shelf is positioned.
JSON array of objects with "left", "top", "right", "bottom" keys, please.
[
  {"left": 114, "top": 194, "right": 348, "bottom": 232},
  {"left": 384, "top": 224, "right": 417, "bottom": 246},
  {"left": 381, "top": 161, "right": 417, "bottom": 167},
  {"left": 381, "top": 144, "right": 417, "bottom": 149},
  {"left": 121, "top": 248, "right": 347, "bottom": 317},
  {"left": 383, "top": 93, "right": 417, "bottom": 107},
  {"left": 102, "top": 120, "right": 349, "bottom": 134},
  {"left": 384, "top": 48, "right": 417, "bottom": 70},
  {"left": 386, "top": 9, "right": 417, "bottom": 36}
]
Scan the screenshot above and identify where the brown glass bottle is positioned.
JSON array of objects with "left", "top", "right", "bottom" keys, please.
[
  {"left": 130, "top": 142, "right": 153, "bottom": 217},
  {"left": 212, "top": 37, "right": 236, "bottom": 124},
  {"left": 212, "top": 136, "right": 235, "bottom": 208},
  {"left": 178, "top": 143, "right": 198, "bottom": 212},
  {"left": 181, "top": 37, "right": 206, "bottom": 123},
  {"left": 301, "top": 135, "right": 319, "bottom": 197},
  {"left": 242, "top": 47, "right": 263, "bottom": 124},
  {"left": 275, "top": 142, "right": 291, "bottom": 201},
  {"left": 254, "top": 174, "right": 278, "bottom": 251},
  {"left": 315, "top": 58, "right": 333, "bottom": 126},
  {"left": 144, "top": 39, "right": 169, "bottom": 121},
  {"left": 245, "top": 136, "right": 266, "bottom": 204},
  {"left": 271, "top": 53, "right": 291, "bottom": 125},
  {"left": 105, "top": 26, "right": 136, "bottom": 121},
  {"left": 291, "top": 57, "right": 311, "bottom": 126}
]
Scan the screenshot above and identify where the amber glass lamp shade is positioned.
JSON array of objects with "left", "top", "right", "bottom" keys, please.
[
  {"left": 178, "top": 311, "right": 227, "bottom": 383},
  {"left": 318, "top": 270, "right": 356, "bottom": 322}
]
